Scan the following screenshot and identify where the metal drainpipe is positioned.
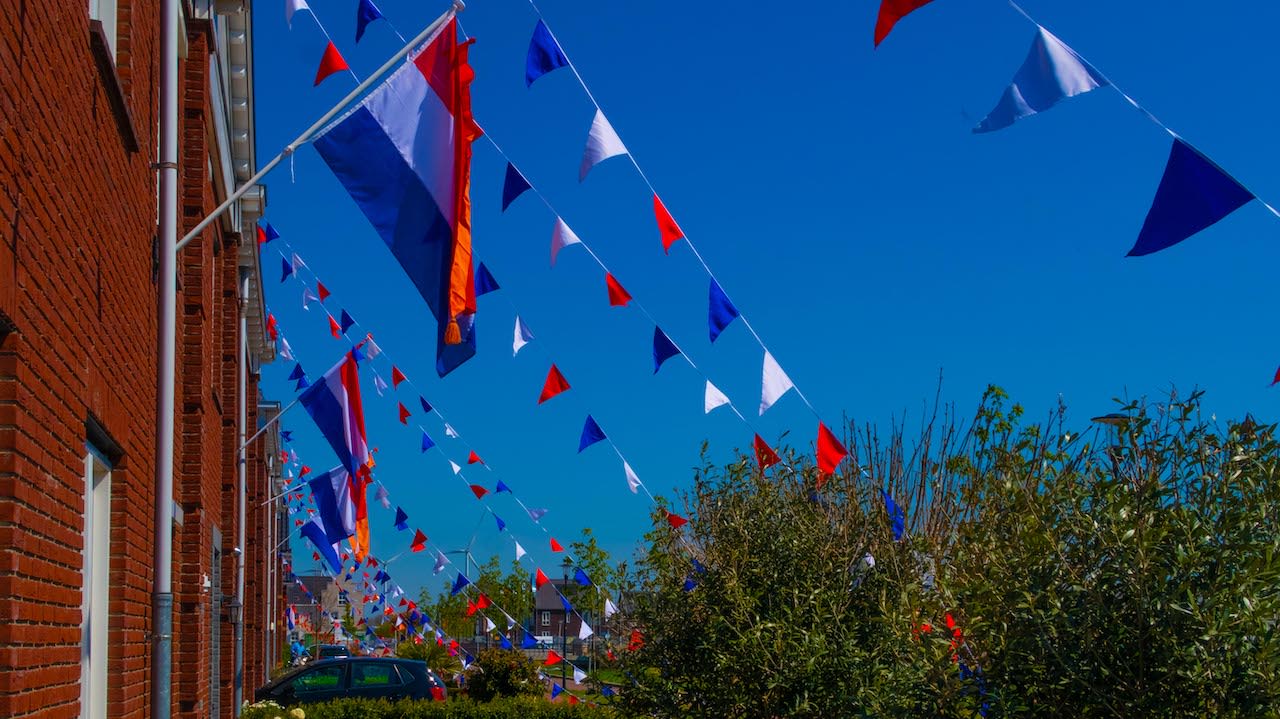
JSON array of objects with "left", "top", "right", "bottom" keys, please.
[
  {"left": 151, "top": 0, "right": 179, "bottom": 716},
  {"left": 235, "top": 270, "right": 249, "bottom": 714}
]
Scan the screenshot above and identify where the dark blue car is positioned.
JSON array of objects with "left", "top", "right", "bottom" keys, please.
[{"left": 255, "top": 658, "right": 447, "bottom": 705}]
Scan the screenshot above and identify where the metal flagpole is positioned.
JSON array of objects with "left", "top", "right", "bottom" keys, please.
[
  {"left": 174, "top": 2, "right": 463, "bottom": 252},
  {"left": 240, "top": 396, "right": 300, "bottom": 451}
]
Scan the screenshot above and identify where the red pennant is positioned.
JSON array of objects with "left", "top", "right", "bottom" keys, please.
[
  {"left": 628, "top": 629, "right": 644, "bottom": 651},
  {"left": 666, "top": 512, "right": 688, "bottom": 529},
  {"left": 544, "top": 650, "right": 563, "bottom": 666},
  {"left": 317, "top": 282, "right": 330, "bottom": 302},
  {"left": 874, "top": 0, "right": 935, "bottom": 47},
  {"left": 816, "top": 422, "right": 848, "bottom": 486},
  {"left": 535, "top": 568, "right": 550, "bottom": 588},
  {"left": 300, "top": 465, "right": 312, "bottom": 477},
  {"left": 328, "top": 315, "right": 342, "bottom": 339},
  {"left": 467, "top": 450, "right": 483, "bottom": 465},
  {"left": 397, "top": 402, "right": 411, "bottom": 424},
  {"left": 466, "top": 600, "right": 477, "bottom": 617},
  {"left": 312, "top": 551, "right": 320, "bottom": 561},
  {"left": 314, "top": 41, "right": 350, "bottom": 86},
  {"left": 606, "top": 649, "right": 615, "bottom": 662},
  {"left": 1273, "top": 366, "right": 1280, "bottom": 386},
  {"left": 387, "top": 366, "right": 405, "bottom": 388},
  {"left": 752, "top": 435, "right": 780, "bottom": 471},
  {"left": 605, "top": 273, "right": 632, "bottom": 307},
  {"left": 410, "top": 529, "right": 427, "bottom": 552},
  {"left": 945, "top": 613, "right": 957, "bottom": 630},
  {"left": 383, "top": 605, "right": 394, "bottom": 616},
  {"left": 469, "top": 484, "right": 488, "bottom": 499},
  {"left": 294, "top": 519, "right": 303, "bottom": 527},
  {"left": 476, "top": 593, "right": 491, "bottom": 609},
  {"left": 256, "top": 226, "right": 267, "bottom": 245},
  {"left": 538, "top": 364, "right": 571, "bottom": 404},
  {"left": 653, "top": 194, "right": 684, "bottom": 253},
  {"left": 569, "top": 696, "right": 579, "bottom": 706},
  {"left": 549, "top": 538, "right": 564, "bottom": 552},
  {"left": 266, "top": 314, "right": 278, "bottom": 341}
]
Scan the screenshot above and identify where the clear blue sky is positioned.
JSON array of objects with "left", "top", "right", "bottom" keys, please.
[{"left": 253, "top": 0, "right": 1280, "bottom": 602}]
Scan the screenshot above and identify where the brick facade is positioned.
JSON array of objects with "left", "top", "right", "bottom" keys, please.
[{"left": 0, "top": 2, "right": 278, "bottom": 718}]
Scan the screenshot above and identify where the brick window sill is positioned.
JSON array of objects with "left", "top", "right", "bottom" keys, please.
[{"left": 89, "top": 19, "right": 140, "bottom": 153}]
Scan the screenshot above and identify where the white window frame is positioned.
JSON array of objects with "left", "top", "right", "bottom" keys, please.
[
  {"left": 80, "top": 446, "right": 112, "bottom": 719},
  {"left": 88, "top": 0, "right": 119, "bottom": 59},
  {"left": 541, "top": 611, "right": 551, "bottom": 627}
]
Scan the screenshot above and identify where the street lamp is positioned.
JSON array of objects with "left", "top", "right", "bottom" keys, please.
[{"left": 561, "top": 561, "right": 569, "bottom": 690}]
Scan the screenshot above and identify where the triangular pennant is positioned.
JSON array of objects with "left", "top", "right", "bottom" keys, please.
[
  {"left": 526, "top": 19, "right": 570, "bottom": 87},
  {"left": 816, "top": 422, "right": 849, "bottom": 487},
  {"left": 652, "top": 327, "right": 681, "bottom": 374},
  {"left": 759, "top": 351, "right": 795, "bottom": 415},
  {"left": 975, "top": 27, "right": 1108, "bottom": 134},
  {"left": 302, "top": 287, "right": 320, "bottom": 309},
  {"left": 375, "top": 484, "right": 391, "bottom": 510},
  {"left": 451, "top": 573, "right": 471, "bottom": 596},
  {"left": 285, "top": 0, "right": 310, "bottom": 28},
  {"left": 559, "top": 592, "right": 573, "bottom": 613},
  {"left": 623, "top": 460, "right": 642, "bottom": 494},
  {"left": 550, "top": 537, "right": 564, "bottom": 552},
  {"left": 433, "top": 551, "right": 447, "bottom": 574},
  {"left": 450, "top": 460, "right": 462, "bottom": 475},
  {"left": 495, "top": 480, "right": 511, "bottom": 494},
  {"left": 574, "top": 568, "right": 592, "bottom": 586},
  {"left": 605, "top": 273, "right": 632, "bottom": 307},
  {"left": 279, "top": 338, "right": 294, "bottom": 361},
  {"left": 373, "top": 374, "right": 388, "bottom": 396},
  {"left": 538, "top": 364, "right": 571, "bottom": 404},
  {"left": 317, "top": 282, "right": 330, "bottom": 302},
  {"left": 501, "top": 162, "right": 532, "bottom": 212},
  {"left": 580, "top": 109, "right": 629, "bottom": 182},
  {"left": 550, "top": 682, "right": 564, "bottom": 698},
  {"left": 521, "top": 631, "right": 537, "bottom": 650},
  {"left": 419, "top": 396, "right": 432, "bottom": 414},
  {"left": 515, "top": 542, "right": 527, "bottom": 561},
  {"left": 604, "top": 597, "right": 618, "bottom": 618},
  {"left": 469, "top": 484, "right": 488, "bottom": 500},
  {"left": 467, "top": 450, "right": 483, "bottom": 465},
  {"left": 535, "top": 568, "right": 550, "bottom": 588},
  {"left": 494, "top": 513, "right": 506, "bottom": 532},
  {"left": 873, "top": 0, "right": 935, "bottom": 47},
  {"left": 314, "top": 41, "right": 349, "bottom": 86},
  {"left": 393, "top": 506, "right": 409, "bottom": 531},
  {"left": 499, "top": 634, "right": 513, "bottom": 650},
  {"left": 475, "top": 262, "right": 500, "bottom": 296},
  {"left": 882, "top": 489, "right": 907, "bottom": 540},
  {"left": 513, "top": 315, "right": 534, "bottom": 356},
  {"left": 1128, "top": 139, "right": 1254, "bottom": 257},
  {"left": 753, "top": 434, "right": 781, "bottom": 471},
  {"left": 704, "top": 380, "right": 731, "bottom": 414},
  {"left": 528, "top": 507, "right": 548, "bottom": 522},
  {"left": 354, "top": 0, "right": 384, "bottom": 43},
  {"left": 397, "top": 402, "right": 411, "bottom": 424},
  {"left": 410, "top": 529, "right": 427, "bottom": 553},
  {"left": 420, "top": 430, "right": 435, "bottom": 453},
  {"left": 550, "top": 218, "right": 583, "bottom": 267},
  {"left": 1273, "top": 366, "right": 1280, "bottom": 387},
  {"left": 281, "top": 256, "right": 294, "bottom": 282},
  {"left": 391, "top": 366, "right": 407, "bottom": 388},
  {"left": 327, "top": 315, "right": 342, "bottom": 339},
  {"left": 294, "top": 376, "right": 310, "bottom": 392},
  {"left": 666, "top": 511, "right": 688, "bottom": 529},
  {"left": 263, "top": 222, "right": 281, "bottom": 243},
  {"left": 578, "top": 415, "right": 607, "bottom": 453},
  {"left": 653, "top": 195, "right": 684, "bottom": 253},
  {"left": 287, "top": 363, "right": 306, "bottom": 381},
  {"left": 708, "top": 279, "right": 740, "bottom": 342},
  {"left": 339, "top": 309, "right": 355, "bottom": 334}
]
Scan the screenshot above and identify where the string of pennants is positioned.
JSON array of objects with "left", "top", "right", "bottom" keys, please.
[{"left": 274, "top": 428, "right": 623, "bottom": 704}]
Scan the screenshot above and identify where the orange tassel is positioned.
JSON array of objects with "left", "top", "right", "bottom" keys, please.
[{"left": 444, "top": 319, "right": 461, "bottom": 345}]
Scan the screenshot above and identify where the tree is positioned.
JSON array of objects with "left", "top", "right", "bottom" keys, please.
[
  {"left": 464, "top": 648, "right": 544, "bottom": 702},
  {"left": 616, "top": 388, "right": 1280, "bottom": 717}
]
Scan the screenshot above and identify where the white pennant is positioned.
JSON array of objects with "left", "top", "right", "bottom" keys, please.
[
  {"left": 515, "top": 541, "right": 526, "bottom": 561},
  {"left": 373, "top": 374, "right": 388, "bottom": 396},
  {"left": 284, "top": 0, "right": 310, "bottom": 28},
  {"left": 485, "top": 617, "right": 496, "bottom": 632},
  {"left": 604, "top": 597, "right": 618, "bottom": 618},
  {"left": 433, "top": 551, "right": 448, "bottom": 575},
  {"left": 444, "top": 423, "right": 459, "bottom": 439},
  {"left": 759, "top": 350, "right": 795, "bottom": 415},
  {"left": 450, "top": 460, "right": 462, "bottom": 475},
  {"left": 513, "top": 315, "right": 534, "bottom": 356},
  {"left": 573, "top": 665, "right": 588, "bottom": 683},
  {"left": 704, "top": 380, "right": 731, "bottom": 414},
  {"left": 578, "top": 622, "right": 593, "bottom": 642},
  {"left": 579, "top": 109, "right": 628, "bottom": 182},
  {"left": 302, "top": 288, "right": 320, "bottom": 309},
  {"left": 504, "top": 611, "right": 517, "bottom": 630},
  {"left": 623, "top": 460, "right": 641, "bottom": 494},
  {"left": 364, "top": 334, "right": 382, "bottom": 359},
  {"left": 374, "top": 484, "right": 391, "bottom": 510},
  {"left": 550, "top": 218, "right": 582, "bottom": 267},
  {"left": 292, "top": 252, "right": 307, "bottom": 270},
  {"left": 279, "top": 338, "right": 294, "bottom": 361}
]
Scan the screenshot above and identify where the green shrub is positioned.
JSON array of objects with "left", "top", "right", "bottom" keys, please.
[
  {"left": 241, "top": 696, "right": 613, "bottom": 719},
  {"left": 464, "top": 649, "right": 543, "bottom": 702}
]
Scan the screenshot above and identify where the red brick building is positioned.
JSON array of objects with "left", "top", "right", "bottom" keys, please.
[{"left": 0, "top": 2, "right": 281, "bottom": 718}]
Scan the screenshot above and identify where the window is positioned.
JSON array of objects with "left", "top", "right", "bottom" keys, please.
[
  {"left": 80, "top": 447, "right": 111, "bottom": 719},
  {"left": 291, "top": 665, "right": 344, "bottom": 694},
  {"left": 350, "top": 663, "right": 402, "bottom": 687},
  {"left": 88, "top": 0, "right": 119, "bottom": 58},
  {"left": 541, "top": 611, "right": 551, "bottom": 627}
]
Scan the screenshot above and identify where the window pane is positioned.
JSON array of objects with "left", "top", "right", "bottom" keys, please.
[
  {"left": 350, "top": 663, "right": 400, "bottom": 687},
  {"left": 293, "top": 665, "right": 343, "bottom": 693}
]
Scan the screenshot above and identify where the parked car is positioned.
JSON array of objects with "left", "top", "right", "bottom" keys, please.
[
  {"left": 255, "top": 658, "right": 447, "bottom": 705},
  {"left": 314, "top": 644, "right": 350, "bottom": 660}
]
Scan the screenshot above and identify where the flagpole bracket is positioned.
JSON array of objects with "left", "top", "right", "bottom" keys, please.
[{"left": 453, "top": 0, "right": 465, "bottom": 11}]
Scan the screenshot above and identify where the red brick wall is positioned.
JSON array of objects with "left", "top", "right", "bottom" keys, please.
[
  {"left": 0, "top": 0, "right": 159, "bottom": 717},
  {"left": 0, "top": 3, "right": 278, "bottom": 718}
]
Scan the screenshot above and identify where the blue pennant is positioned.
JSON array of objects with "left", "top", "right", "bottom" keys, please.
[
  {"left": 501, "top": 163, "right": 533, "bottom": 212},
  {"left": 1128, "top": 138, "right": 1254, "bottom": 257},
  {"left": 451, "top": 573, "right": 471, "bottom": 596},
  {"left": 708, "top": 279, "right": 740, "bottom": 342},
  {"left": 280, "top": 256, "right": 294, "bottom": 282},
  {"left": 578, "top": 415, "right": 607, "bottom": 453},
  {"left": 476, "top": 262, "right": 501, "bottom": 296},
  {"left": 652, "top": 326, "right": 681, "bottom": 374},
  {"left": 420, "top": 430, "right": 435, "bottom": 453},
  {"left": 354, "top": 0, "right": 384, "bottom": 43},
  {"left": 393, "top": 506, "right": 409, "bottom": 531},
  {"left": 525, "top": 20, "right": 569, "bottom": 87}
]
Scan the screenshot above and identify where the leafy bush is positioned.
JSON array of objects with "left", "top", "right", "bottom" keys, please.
[
  {"left": 241, "top": 696, "right": 613, "bottom": 719},
  {"left": 465, "top": 649, "right": 544, "bottom": 702},
  {"left": 616, "top": 388, "right": 1280, "bottom": 718}
]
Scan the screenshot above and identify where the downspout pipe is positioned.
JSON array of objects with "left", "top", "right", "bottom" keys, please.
[
  {"left": 235, "top": 270, "right": 249, "bottom": 715},
  {"left": 151, "top": 0, "right": 178, "bottom": 717}
]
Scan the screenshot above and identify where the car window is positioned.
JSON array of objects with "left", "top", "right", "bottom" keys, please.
[
  {"left": 290, "top": 665, "right": 344, "bottom": 694},
  {"left": 350, "top": 662, "right": 402, "bottom": 687}
]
